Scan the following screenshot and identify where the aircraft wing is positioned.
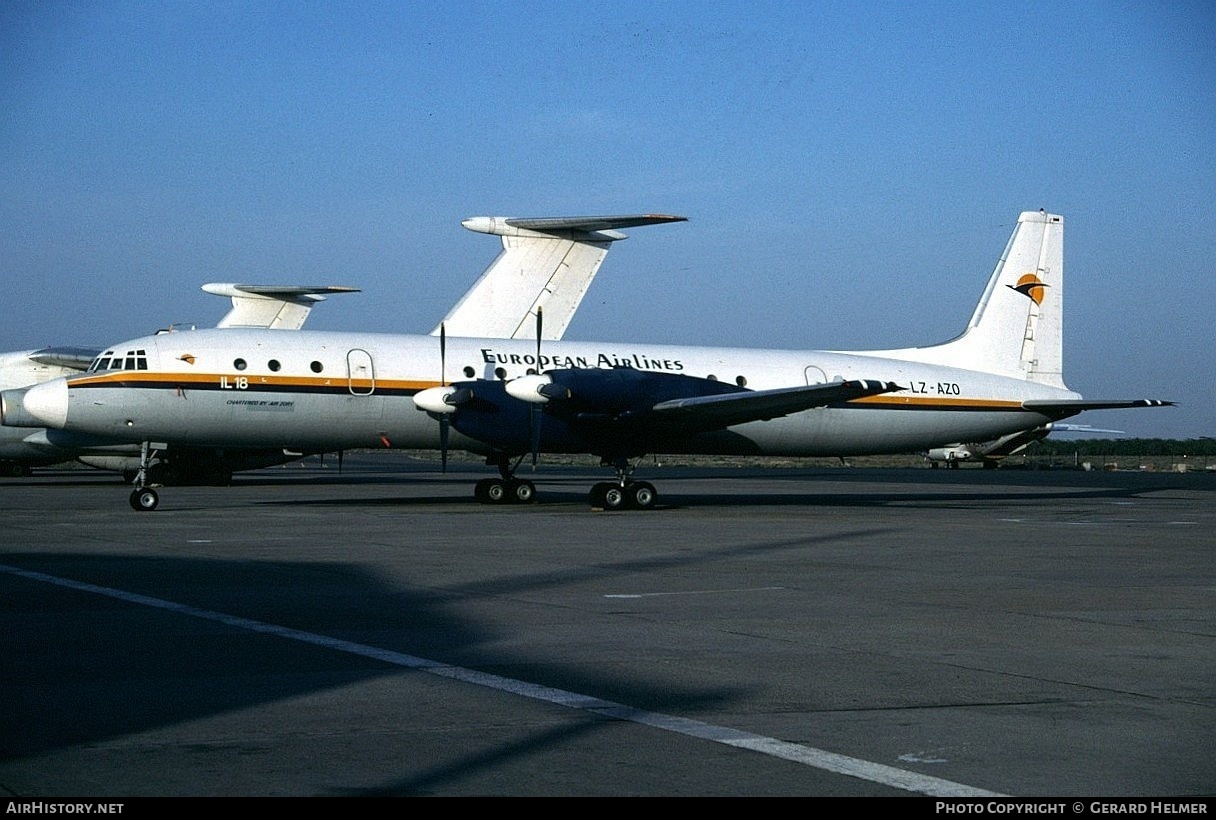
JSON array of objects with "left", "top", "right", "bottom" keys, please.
[
  {"left": 435, "top": 214, "right": 687, "bottom": 341},
  {"left": 651, "top": 379, "right": 902, "bottom": 430},
  {"left": 27, "top": 347, "right": 99, "bottom": 371},
  {"left": 440, "top": 369, "right": 905, "bottom": 463},
  {"left": 202, "top": 283, "right": 361, "bottom": 330}
]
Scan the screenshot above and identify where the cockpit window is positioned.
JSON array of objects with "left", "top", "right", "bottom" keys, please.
[{"left": 88, "top": 349, "right": 147, "bottom": 372}]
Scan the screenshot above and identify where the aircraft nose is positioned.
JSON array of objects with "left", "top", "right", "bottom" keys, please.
[{"left": 10, "top": 378, "right": 69, "bottom": 429}]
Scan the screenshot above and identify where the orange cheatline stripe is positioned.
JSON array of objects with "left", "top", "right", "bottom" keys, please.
[
  {"left": 68, "top": 372, "right": 1034, "bottom": 412},
  {"left": 849, "top": 395, "right": 1025, "bottom": 410},
  {"left": 69, "top": 372, "right": 439, "bottom": 391}
]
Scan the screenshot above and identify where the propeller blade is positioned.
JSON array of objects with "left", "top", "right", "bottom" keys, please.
[
  {"left": 530, "top": 307, "right": 544, "bottom": 467},
  {"left": 535, "top": 306, "right": 542, "bottom": 367},
  {"left": 439, "top": 323, "right": 449, "bottom": 473},
  {"left": 440, "top": 323, "right": 447, "bottom": 385}
]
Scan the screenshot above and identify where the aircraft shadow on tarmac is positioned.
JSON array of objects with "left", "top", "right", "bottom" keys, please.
[
  {"left": 6, "top": 540, "right": 820, "bottom": 794},
  {"left": 246, "top": 467, "right": 1201, "bottom": 511}
]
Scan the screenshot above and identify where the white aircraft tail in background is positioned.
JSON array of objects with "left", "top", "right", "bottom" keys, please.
[
  {"left": 204, "top": 283, "right": 362, "bottom": 330},
  {"left": 436, "top": 214, "right": 687, "bottom": 340}
]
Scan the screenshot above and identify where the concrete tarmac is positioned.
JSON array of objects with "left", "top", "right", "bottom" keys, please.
[{"left": 1, "top": 456, "right": 1213, "bottom": 797}]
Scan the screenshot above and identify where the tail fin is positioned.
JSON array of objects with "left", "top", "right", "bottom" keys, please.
[
  {"left": 434, "top": 214, "right": 686, "bottom": 341},
  {"left": 893, "top": 210, "right": 1066, "bottom": 388},
  {"left": 203, "top": 284, "right": 361, "bottom": 330}
]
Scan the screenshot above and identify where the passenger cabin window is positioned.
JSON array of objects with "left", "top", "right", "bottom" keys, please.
[
  {"left": 268, "top": 359, "right": 281, "bottom": 372},
  {"left": 233, "top": 358, "right": 247, "bottom": 371},
  {"left": 310, "top": 361, "right": 323, "bottom": 373}
]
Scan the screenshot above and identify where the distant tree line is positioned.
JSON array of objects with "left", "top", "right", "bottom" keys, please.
[{"left": 1029, "top": 438, "right": 1216, "bottom": 457}]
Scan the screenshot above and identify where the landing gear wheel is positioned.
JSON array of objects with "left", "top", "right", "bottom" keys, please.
[
  {"left": 630, "top": 481, "right": 657, "bottom": 510},
  {"left": 602, "top": 484, "right": 628, "bottom": 511},
  {"left": 476, "top": 476, "right": 538, "bottom": 504},
  {"left": 129, "top": 487, "right": 159, "bottom": 511},
  {"left": 589, "top": 482, "right": 610, "bottom": 509},
  {"left": 511, "top": 478, "right": 537, "bottom": 504},
  {"left": 475, "top": 478, "right": 508, "bottom": 504}
]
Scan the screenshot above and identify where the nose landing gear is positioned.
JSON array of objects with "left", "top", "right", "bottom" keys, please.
[
  {"left": 129, "top": 486, "right": 159, "bottom": 511},
  {"left": 128, "top": 441, "right": 160, "bottom": 511}
]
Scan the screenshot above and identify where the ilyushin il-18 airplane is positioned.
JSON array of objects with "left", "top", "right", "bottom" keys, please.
[
  {"left": 1, "top": 214, "right": 677, "bottom": 482},
  {"left": 2, "top": 210, "right": 1173, "bottom": 511}
]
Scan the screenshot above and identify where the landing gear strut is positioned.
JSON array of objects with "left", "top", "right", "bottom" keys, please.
[
  {"left": 128, "top": 441, "right": 160, "bottom": 512},
  {"left": 589, "top": 458, "right": 658, "bottom": 511},
  {"left": 473, "top": 452, "right": 537, "bottom": 505}
]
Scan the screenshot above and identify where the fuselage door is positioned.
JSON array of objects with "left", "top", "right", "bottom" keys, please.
[{"left": 347, "top": 348, "right": 375, "bottom": 396}]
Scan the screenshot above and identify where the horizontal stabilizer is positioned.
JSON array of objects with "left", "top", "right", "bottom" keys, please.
[
  {"left": 1022, "top": 398, "right": 1175, "bottom": 419},
  {"left": 205, "top": 284, "right": 361, "bottom": 298},
  {"left": 653, "top": 379, "right": 902, "bottom": 429},
  {"left": 461, "top": 214, "right": 687, "bottom": 240}
]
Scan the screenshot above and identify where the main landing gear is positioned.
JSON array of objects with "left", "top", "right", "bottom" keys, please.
[
  {"left": 589, "top": 479, "right": 657, "bottom": 511},
  {"left": 3, "top": 461, "right": 33, "bottom": 478},
  {"left": 589, "top": 458, "right": 657, "bottom": 510},
  {"left": 473, "top": 452, "right": 537, "bottom": 505},
  {"left": 471, "top": 454, "right": 659, "bottom": 511},
  {"left": 473, "top": 475, "right": 537, "bottom": 504}
]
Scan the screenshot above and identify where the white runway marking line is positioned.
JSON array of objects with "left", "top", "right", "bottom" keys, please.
[
  {"left": 2, "top": 562, "right": 1004, "bottom": 798},
  {"left": 604, "top": 586, "right": 785, "bottom": 599}
]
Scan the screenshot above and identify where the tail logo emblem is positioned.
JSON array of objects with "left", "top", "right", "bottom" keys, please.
[{"left": 1008, "top": 274, "right": 1048, "bottom": 305}]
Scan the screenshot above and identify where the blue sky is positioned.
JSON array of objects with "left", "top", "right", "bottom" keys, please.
[{"left": 2, "top": 1, "right": 1213, "bottom": 439}]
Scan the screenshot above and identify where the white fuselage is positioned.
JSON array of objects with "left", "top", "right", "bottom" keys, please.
[{"left": 23, "top": 327, "right": 1078, "bottom": 458}]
